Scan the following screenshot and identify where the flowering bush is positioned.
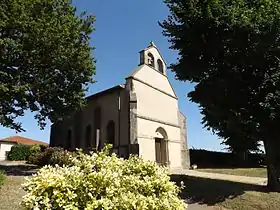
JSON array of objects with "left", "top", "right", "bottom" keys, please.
[
  {"left": 28, "top": 147, "right": 72, "bottom": 166},
  {"left": 22, "top": 145, "right": 186, "bottom": 210}
]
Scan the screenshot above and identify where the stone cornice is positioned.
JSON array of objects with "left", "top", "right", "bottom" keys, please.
[
  {"left": 128, "top": 76, "right": 178, "bottom": 100},
  {"left": 137, "top": 114, "right": 180, "bottom": 128},
  {"left": 137, "top": 136, "right": 181, "bottom": 143}
]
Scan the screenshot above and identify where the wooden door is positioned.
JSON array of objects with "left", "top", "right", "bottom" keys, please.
[{"left": 155, "top": 138, "right": 162, "bottom": 165}]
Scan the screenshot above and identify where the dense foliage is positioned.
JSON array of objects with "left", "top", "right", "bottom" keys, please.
[
  {"left": 161, "top": 0, "right": 280, "bottom": 191},
  {"left": 7, "top": 144, "right": 31, "bottom": 161},
  {"left": 22, "top": 146, "right": 186, "bottom": 210},
  {"left": 28, "top": 147, "right": 72, "bottom": 166},
  {"left": 0, "top": 0, "right": 95, "bottom": 131},
  {"left": 29, "top": 144, "right": 41, "bottom": 154},
  {"left": 221, "top": 135, "right": 262, "bottom": 155}
]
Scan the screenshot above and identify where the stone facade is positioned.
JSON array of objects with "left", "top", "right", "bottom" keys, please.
[
  {"left": 179, "top": 112, "right": 190, "bottom": 169},
  {"left": 50, "top": 42, "right": 190, "bottom": 170}
]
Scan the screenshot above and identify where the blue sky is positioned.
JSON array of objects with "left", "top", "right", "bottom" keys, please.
[{"left": 0, "top": 0, "right": 224, "bottom": 151}]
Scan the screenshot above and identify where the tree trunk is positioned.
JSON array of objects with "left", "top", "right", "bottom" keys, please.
[
  {"left": 263, "top": 140, "right": 280, "bottom": 192},
  {"left": 236, "top": 151, "right": 248, "bottom": 167}
]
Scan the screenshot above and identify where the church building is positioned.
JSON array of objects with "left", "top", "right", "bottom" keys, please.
[{"left": 50, "top": 42, "right": 190, "bottom": 171}]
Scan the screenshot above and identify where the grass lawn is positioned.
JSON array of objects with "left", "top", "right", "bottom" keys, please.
[
  {"left": 0, "top": 176, "right": 25, "bottom": 210},
  {"left": 222, "top": 190, "right": 280, "bottom": 210},
  {"left": 171, "top": 175, "right": 280, "bottom": 210},
  {"left": 1, "top": 174, "right": 279, "bottom": 210},
  {"left": 0, "top": 170, "right": 5, "bottom": 187},
  {"left": 198, "top": 168, "right": 267, "bottom": 178}
]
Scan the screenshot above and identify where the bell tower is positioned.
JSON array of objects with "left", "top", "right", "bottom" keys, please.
[{"left": 139, "top": 41, "right": 167, "bottom": 75}]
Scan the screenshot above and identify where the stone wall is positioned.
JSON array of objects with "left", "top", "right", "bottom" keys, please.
[
  {"left": 178, "top": 111, "right": 190, "bottom": 169},
  {"left": 50, "top": 86, "right": 130, "bottom": 158}
]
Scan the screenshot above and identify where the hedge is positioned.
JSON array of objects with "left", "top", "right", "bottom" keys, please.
[
  {"left": 7, "top": 144, "right": 32, "bottom": 161},
  {"left": 189, "top": 149, "right": 265, "bottom": 168}
]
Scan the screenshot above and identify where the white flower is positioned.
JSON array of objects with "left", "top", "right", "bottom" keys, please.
[{"left": 21, "top": 145, "right": 186, "bottom": 210}]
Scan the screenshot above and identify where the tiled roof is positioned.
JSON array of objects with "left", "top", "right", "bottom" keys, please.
[
  {"left": 86, "top": 85, "right": 124, "bottom": 101},
  {"left": 0, "top": 136, "right": 48, "bottom": 146}
]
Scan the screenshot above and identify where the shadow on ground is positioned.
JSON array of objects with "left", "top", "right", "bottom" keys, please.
[
  {"left": 170, "top": 174, "right": 268, "bottom": 206},
  {"left": 196, "top": 166, "right": 266, "bottom": 169},
  {"left": 0, "top": 164, "right": 38, "bottom": 176}
]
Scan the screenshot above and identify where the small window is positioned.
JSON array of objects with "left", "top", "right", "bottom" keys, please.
[
  {"left": 157, "top": 59, "right": 164, "bottom": 73},
  {"left": 147, "top": 53, "right": 155, "bottom": 67},
  {"left": 106, "top": 120, "right": 115, "bottom": 146}
]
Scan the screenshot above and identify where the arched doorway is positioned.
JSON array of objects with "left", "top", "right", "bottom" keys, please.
[{"left": 154, "top": 127, "right": 169, "bottom": 166}]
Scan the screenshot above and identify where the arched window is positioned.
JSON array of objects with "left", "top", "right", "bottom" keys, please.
[
  {"left": 66, "top": 129, "right": 72, "bottom": 149},
  {"left": 147, "top": 52, "right": 155, "bottom": 67},
  {"left": 85, "top": 124, "right": 92, "bottom": 148},
  {"left": 93, "top": 107, "right": 101, "bottom": 149},
  {"left": 106, "top": 120, "right": 115, "bottom": 146},
  {"left": 157, "top": 59, "right": 164, "bottom": 73}
]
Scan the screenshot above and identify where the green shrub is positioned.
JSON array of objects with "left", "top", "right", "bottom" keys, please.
[
  {"left": 39, "top": 144, "right": 48, "bottom": 151},
  {"left": 27, "top": 151, "right": 46, "bottom": 166},
  {"left": 48, "top": 147, "right": 72, "bottom": 166},
  {"left": 0, "top": 170, "right": 5, "bottom": 188},
  {"left": 22, "top": 145, "right": 186, "bottom": 210},
  {"left": 28, "top": 147, "right": 72, "bottom": 166},
  {"left": 30, "top": 144, "right": 41, "bottom": 154},
  {"left": 7, "top": 144, "right": 31, "bottom": 161}
]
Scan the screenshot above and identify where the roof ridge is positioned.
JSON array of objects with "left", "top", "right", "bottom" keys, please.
[{"left": 0, "top": 135, "right": 48, "bottom": 146}]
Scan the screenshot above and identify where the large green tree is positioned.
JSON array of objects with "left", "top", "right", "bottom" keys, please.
[
  {"left": 215, "top": 114, "right": 262, "bottom": 155},
  {"left": 221, "top": 136, "right": 261, "bottom": 155},
  {"left": 0, "top": 0, "right": 95, "bottom": 131},
  {"left": 161, "top": 0, "right": 280, "bottom": 191}
]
